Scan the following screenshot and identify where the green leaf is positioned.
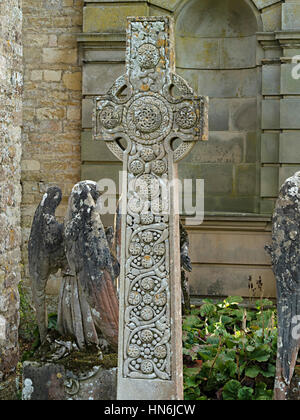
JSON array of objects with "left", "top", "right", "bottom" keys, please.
[
  {"left": 183, "top": 315, "right": 201, "bottom": 329},
  {"left": 222, "top": 380, "right": 241, "bottom": 400},
  {"left": 224, "top": 296, "right": 244, "bottom": 306},
  {"left": 254, "top": 382, "right": 273, "bottom": 400},
  {"left": 238, "top": 387, "right": 254, "bottom": 400},
  {"left": 200, "top": 303, "right": 217, "bottom": 317},
  {"left": 245, "top": 365, "right": 261, "bottom": 378}
]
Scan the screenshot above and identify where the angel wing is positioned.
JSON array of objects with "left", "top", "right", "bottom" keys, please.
[
  {"left": 28, "top": 186, "right": 68, "bottom": 343},
  {"left": 64, "top": 181, "right": 119, "bottom": 351},
  {"left": 267, "top": 171, "right": 300, "bottom": 399}
]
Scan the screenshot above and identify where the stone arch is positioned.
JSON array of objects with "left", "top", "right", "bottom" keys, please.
[{"left": 174, "top": 0, "right": 262, "bottom": 213}]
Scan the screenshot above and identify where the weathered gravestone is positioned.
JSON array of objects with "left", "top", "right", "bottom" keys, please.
[
  {"left": 93, "top": 16, "right": 208, "bottom": 400},
  {"left": 266, "top": 171, "right": 300, "bottom": 400}
]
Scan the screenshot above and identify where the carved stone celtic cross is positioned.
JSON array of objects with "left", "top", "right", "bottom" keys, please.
[{"left": 93, "top": 16, "right": 208, "bottom": 400}]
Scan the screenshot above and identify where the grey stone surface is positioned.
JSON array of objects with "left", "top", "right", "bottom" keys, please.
[
  {"left": 93, "top": 16, "right": 208, "bottom": 400},
  {"left": 281, "top": 99, "right": 300, "bottom": 129},
  {"left": 262, "top": 65, "right": 281, "bottom": 95},
  {"left": 261, "top": 166, "right": 279, "bottom": 197},
  {"left": 82, "top": 63, "right": 124, "bottom": 95},
  {"left": 252, "top": 0, "right": 281, "bottom": 10},
  {"left": 178, "top": 163, "right": 233, "bottom": 195},
  {"left": 262, "top": 99, "right": 280, "bottom": 130},
  {"left": 208, "top": 100, "right": 229, "bottom": 131},
  {"left": 220, "top": 36, "right": 257, "bottom": 69},
  {"left": 81, "top": 131, "right": 119, "bottom": 162},
  {"left": 176, "top": 0, "right": 258, "bottom": 37},
  {"left": 22, "top": 361, "right": 117, "bottom": 400},
  {"left": 176, "top": 36, "right": 220, "bottom": 70},
  {"left": 261, "top": 133, "right": 279, "bottom": 164},
  {"left": 28, "top": 182, "right": 119, "bottom": 351},
  {"left": 282, "top": 3, "right": 300, "bottom": 30},
  {"left": 236, "top": 164, "right": 258, "bottom": 196},
  {"left": 266, "top": 171, "right": 300, "bottom": 399},
  {"left": 279, "top": 132, "right": 300, "bottom": 163},
  {"left": 182, "top": 131, "right": 244, "bottom": 164},
  {"left": 82, "top": 98, "right": 93, "bottom": 128},
  {"left": 279, "top": 166, "right": 300, "bottom": 187},
  {"left": 230, "top": 99, "right": 258, "bottom": 132},
  {"left": 281, "top": 63, "right": 300, "bottom": 95},
  {"left": 245, "top": 132, "right": 258, "bottom": 163}
]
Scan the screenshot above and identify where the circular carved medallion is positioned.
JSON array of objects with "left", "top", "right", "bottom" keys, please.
[
  {"left": 134, "top": 104, "right": 162, "bottom": 134},
  {"left": 125, "top": 93, "right": 172, "bottom": 145},
  {"left": 137, "top": 43, "right": 160, "bottom": 69},
  {"left": 99, "top": 105, "right": 120, "bottom": 129},
  {"left": 140, "top": 329, "right": 154, "bottom": 343},
  {"left": 175, "top": 106, "right": 197, "bottom": 129},
  {"left": 140, "top": 277, "right": 155, "bottom": 291}
]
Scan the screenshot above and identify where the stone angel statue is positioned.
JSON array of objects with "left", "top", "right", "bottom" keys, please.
[
  {"left": 266, "top": 171, "right": 300, "bottom": 400},
  {"left": 28, "top": 181, "right": 119, "bottom": 352}
]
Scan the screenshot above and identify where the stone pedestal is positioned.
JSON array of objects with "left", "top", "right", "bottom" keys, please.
[{"left": 22, "top": 361, "right": 117, "bottom": 400}]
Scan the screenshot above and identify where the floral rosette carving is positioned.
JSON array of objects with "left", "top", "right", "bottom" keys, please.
[{"left": 123, "top": 141, "right": 171, "bottom": 381}]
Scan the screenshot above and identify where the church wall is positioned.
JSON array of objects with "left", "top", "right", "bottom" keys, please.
[
  {"left": 0, "top": 0, "right": 22, "bottom": 384},
  {"left": 21, "top": 0, "right": 83, "bottom": 295}
]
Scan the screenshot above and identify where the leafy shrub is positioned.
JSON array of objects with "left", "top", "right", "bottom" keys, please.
[{"left": 183, "top": 296, "right": 277, "bottom": 400}]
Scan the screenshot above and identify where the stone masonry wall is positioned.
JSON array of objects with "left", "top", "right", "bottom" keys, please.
[
  {"left": 22, "top": 0, "right": 83, "bottom": 294},
  {"left": 0, "top": 0, "right": 22, "bottom": 381}
]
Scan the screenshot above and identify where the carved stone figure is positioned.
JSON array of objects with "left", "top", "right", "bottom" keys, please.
[
  {"left": 94, "top": 16, "right": 208, "bottom": 400},
  {"left": 28, "top": 181, "right": 119, "bottom": 351},
  {"left": 266, "top": 171, "right": 300, "bottom": 400},
  {"left": 28, "top": 186, "right": 68, "bottom": 344}
]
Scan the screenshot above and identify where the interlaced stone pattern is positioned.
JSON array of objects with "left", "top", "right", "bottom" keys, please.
[{"left": 93, "top": 16, "right": 208, "bottom": 400}]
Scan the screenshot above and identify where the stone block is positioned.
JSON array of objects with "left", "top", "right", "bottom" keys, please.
[
  {"left": 280, "top": 99, "right": 300, "bottom": 129},
  {"left": 195, "top": 69, "right": 258, "bottom": 98},
  {"left": 261, "top": 3, "right": 282, "bottom": 31},
  {"left": 83, "top": 4, "right": 148, "bottom": 33},
  {"left": 261, "top": 133, "right": 279, "bottom": 163},
  {"left": 279, "top": 132, "right": 300, "bottom": 163},
  {"left": 21, "top": 160, "right": 41, "bottom": 171},
  {"left": 252, "top": 0, "right": 281, "bottom": 10},
  {"left": 176, "top": 37, "right": 220, "bottom": 69},
  {"left": 236, "top": 164, "right": 258, "bottom": 196},
  {"left": 281, "top": 63, "right": 300, "bottom": 95},
  {"left": 262, "top": 99, "right": 280, "bottom": 130},
  {"left": 81, "top": 131, "right": 119, "bottom": 162},
  {"left": 82, "top": 63, "right": 123, "bottom": 95},
  {"left": 245, "top": 132, "right": 258, "bottom": 163},
  {"left": 178, "top": 163, "right": 233, "bottom": 196},
  {"left": 262, "top": 65, "right": 280, "bottom": 95},
  {"left": 188, "top": 229, "right": 272, "bottom": 265},
  {"left": 31, "top": 70, "right": 43, "bottom": 81},
  {"left": 42, "top": 48, "right": 77, "bottom": 65},
  {"left": 182, "top": 131, "right": 244, "bottom": 164},
  {"left": 260, "top": 198, "right": 276, "bottom": 214},
  {"left": 230, "top": 99, "right": 257, "bottom": 132},
  {"left": 282, "top": 3, "right": 300, "bottom": 30},
  {"left": 189, "top": 264, "right": 276, "bottom": 298},
  {"left": 44, "top": 70, "right": 61, "bottom": 82},
  {"left": 82, "top": 98, "right": 93, "bottom": 128},
  {"left": 279, "top": 165, "right": 300, "bottom": 187},
  {"left": 185, "top": 68, "right": 258, "bottom": 98},
  {"left": 62, "top": 72, "right": 81, "bottom": 91},
  {"left": 261, "top": 166, "right": 279, "bottom": 197},
  {"left": 81, "top": 163, "right": 122, "bottom": 186},
  {"left": 22, "top": 361, "right": 117, "bottom": 400},
  {"left": 208, "top": 99, "right": 229, "bottom": 131},
  {"left": 220, "top": 36, "right": 256, "bottom": 69}
]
